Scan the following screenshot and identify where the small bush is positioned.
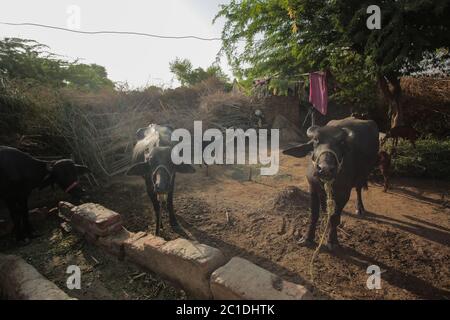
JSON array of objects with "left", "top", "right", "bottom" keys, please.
[{"left": 386, "top": 138, "right": 450, "bottom": 181}]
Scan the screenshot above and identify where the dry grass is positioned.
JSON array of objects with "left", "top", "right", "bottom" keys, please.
[
  {"left": 400, "top": 77, "right": 450, "bottom": 137},
  {"left": 198, "top": 91, "right": 263, "bottom": 131},
  {"left": 401, "top": 76, "right": 450, "bottom": 107},
  {"left": 44, "top": 88, "right": 203, "bottom": 180},
  {"left": 3, "top": 77, "right": 262, "bottom": 181}
]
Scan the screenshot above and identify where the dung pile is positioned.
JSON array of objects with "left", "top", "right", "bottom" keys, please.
[{"left": 273, "top": 186, "right": 309, "bottom": 213}]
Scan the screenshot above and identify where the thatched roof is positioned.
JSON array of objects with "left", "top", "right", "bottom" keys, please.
[{"left": 401, "top": 76, "right": 450, "bottom": 110}]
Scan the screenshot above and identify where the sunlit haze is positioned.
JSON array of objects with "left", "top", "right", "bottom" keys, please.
[{"left": 0, "top": 0, "right": 232, "bottom": 88}]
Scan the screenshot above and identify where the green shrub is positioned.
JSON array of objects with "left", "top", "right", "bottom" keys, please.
[{"left": 385, "top": 137, "right": 450, "bottom": 181}]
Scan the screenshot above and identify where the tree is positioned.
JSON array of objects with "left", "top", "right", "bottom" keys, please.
[
  {"left": 0, "top": 38, "right": 67, "bottom": 86},
  {"left": 335, "top": 0, "right": 450, "bottom": 126},
  {"left": 215, "top": 0, "right": 450, "bottom": 126},
  {"left": 65, "top": 63, "right": 114, "bottom": 91},
  {"left": 169, "top": 58, "right": 230, "bottom": 87},
  {"left": 215, "top": 0, "right": 379, "bottom": 109},
  {"left": 0, "top": 38, "right": 114, "bottom": 90}
]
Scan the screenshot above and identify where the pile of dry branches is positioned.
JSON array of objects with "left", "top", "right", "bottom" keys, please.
[
  {"left": 25, "top": 88, "right": 194, "bottom": 182},
  {"left": 198, "top": 91, "right": 263, "bottom": 131},
  {"left": 15, "top": 83, "right": 262, "bottom": 182}
]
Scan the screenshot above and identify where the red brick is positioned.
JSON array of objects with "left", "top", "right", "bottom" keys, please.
[{"left": 59, "top": 202, "right": 123, "bottom": 239}]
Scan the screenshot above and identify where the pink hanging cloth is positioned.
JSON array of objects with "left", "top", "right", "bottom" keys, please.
[{"left": 309, "top": 71, "right": 328, "bottom": 115}]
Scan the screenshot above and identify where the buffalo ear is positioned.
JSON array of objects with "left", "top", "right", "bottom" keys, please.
[
  {"left": 126, "top": 162, "right": 149, "bottom": 176},
  {"left": 176, "top": 164, "right": 196, "bottom": 174},
  {"left": 282, "top": 141, "right": 314, "bottom": 158},
  {"left": 76, "top": 165, "right": 91, "bottom": 176}
]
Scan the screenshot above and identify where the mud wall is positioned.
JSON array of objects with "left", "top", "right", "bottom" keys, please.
[{"left": 262, "top": 96, "right": 353, "bottom": 132}]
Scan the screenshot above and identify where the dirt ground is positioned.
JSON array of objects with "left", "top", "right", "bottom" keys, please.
[
  {"left": 0, "top": 192, "right": 186, "bottom": 300},
  {"left": 91, "top": 154, "right": 449, "bottom": 300},
  {"left": 1, "top": 154, "right": 449, "bottom": 300}
]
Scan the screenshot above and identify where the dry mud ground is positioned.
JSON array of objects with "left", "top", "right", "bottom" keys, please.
[
  {"left": 91, "top": 155, "right": 450, "bottom": 300},
  {"left": 1, "top": 154, "right": 449, "bottom": 300},
  {"left": 0, "top": 192, "right": 186, "bottom": 300}
]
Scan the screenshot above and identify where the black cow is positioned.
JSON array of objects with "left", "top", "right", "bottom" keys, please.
[
  {"left": 0, "top": 146, "right": 90, "bottom": 243},
  {"left": 283, "top": 117, "right": 379, "bottom": 250},
  {"left": 126, "top": 124, "right": 195, "bottom": 236}
]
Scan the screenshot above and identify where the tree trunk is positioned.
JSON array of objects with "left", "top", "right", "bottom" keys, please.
[{"left": 377, "top": 74, "right": 404, "bottom": 128}]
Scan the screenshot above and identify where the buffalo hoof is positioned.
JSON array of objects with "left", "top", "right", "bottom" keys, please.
[
  {"left": 326, "top": 242, "right": 340, "bottom": 251},
  {"left": 356, "top": 208, "right": 365, "bottom": 216},
  {"left": 297, "top": 237, "right": 316, "bottom": 248},
  {"left": 170, "top": 221, "right": 179, "bottom": 229}
]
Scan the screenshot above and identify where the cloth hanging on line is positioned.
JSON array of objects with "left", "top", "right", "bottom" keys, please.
[{"left": 309, "top": 71, "right": 328, "bottom": 115}]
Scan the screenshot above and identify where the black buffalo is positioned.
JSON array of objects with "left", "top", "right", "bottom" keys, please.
[
  {"left": 283, "top": 117, "right": 379, "bottom": 250},
  {"left": 0, "top": 146, "right": 90, "bottom": 243},
  {"left": 127, "top": 124, "right": 195, "bottom": 236}
]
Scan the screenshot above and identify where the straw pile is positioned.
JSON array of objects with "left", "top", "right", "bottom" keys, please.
[
  {"left": 198, "top": 91, "right": 263, "bottom": 131},
  {"left": 38, "top": 88, "right": 203, "bottom": 182},
  {"left": 6, "top": 81, "right": 263, "bottom": 181},
  {"left": 401, "top": 76, "right": 450, "bottom": 107}
]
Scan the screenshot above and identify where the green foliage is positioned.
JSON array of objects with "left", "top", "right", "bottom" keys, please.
[
  {"left": 336, "top": 0, "right": 450, "bottom": 76},
  {"left": 215, "top": 0, "right": 379, "bottom": 108},
  {"left": 215, "top": 0, "right": 306, "bottom": 80},
  {"left": 169, "top": 58, "right": 230, "bottom": 88},
  {"left": 0, "top": 38, "right": 114, "bottom": 90},
  {"left": 386, "top": 138, "right": 450, "bottom": 180},
  {"left": 215, "top": 0, "right": 450, "bottom": 109},
  {"left": 0, "top": 38, "right": 66, "bottom": 86},
  {"left": 65, "top": 63, "right": 114, "bottom": 91},
  {"left": 0, "top": 37, "right": 116, "bottom": 147}
]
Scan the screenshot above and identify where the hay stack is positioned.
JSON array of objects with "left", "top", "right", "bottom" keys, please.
[
  {"left": 199, "top": 92, "right": 262, "bottom": 131},
  {"left": 401, "top": 76, "right": 450, "bottom": 106}
]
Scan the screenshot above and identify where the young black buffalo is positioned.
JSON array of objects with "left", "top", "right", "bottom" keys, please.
[
  {"left": 382, "top": 125, "right": 418, "bottom": 148},
  {"left": 127, "top": 124, "right": 195, "bottom": 236},
  {"left": 0, "top": 146, "right": 90, "bottom": 243},
  {"left": 283, "top": 117, "right": 379, "bottom": 250}
]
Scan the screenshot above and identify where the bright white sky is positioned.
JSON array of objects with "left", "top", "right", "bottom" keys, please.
[{"left": 0, "top": 0, "right": 233, "bottom": 88}]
